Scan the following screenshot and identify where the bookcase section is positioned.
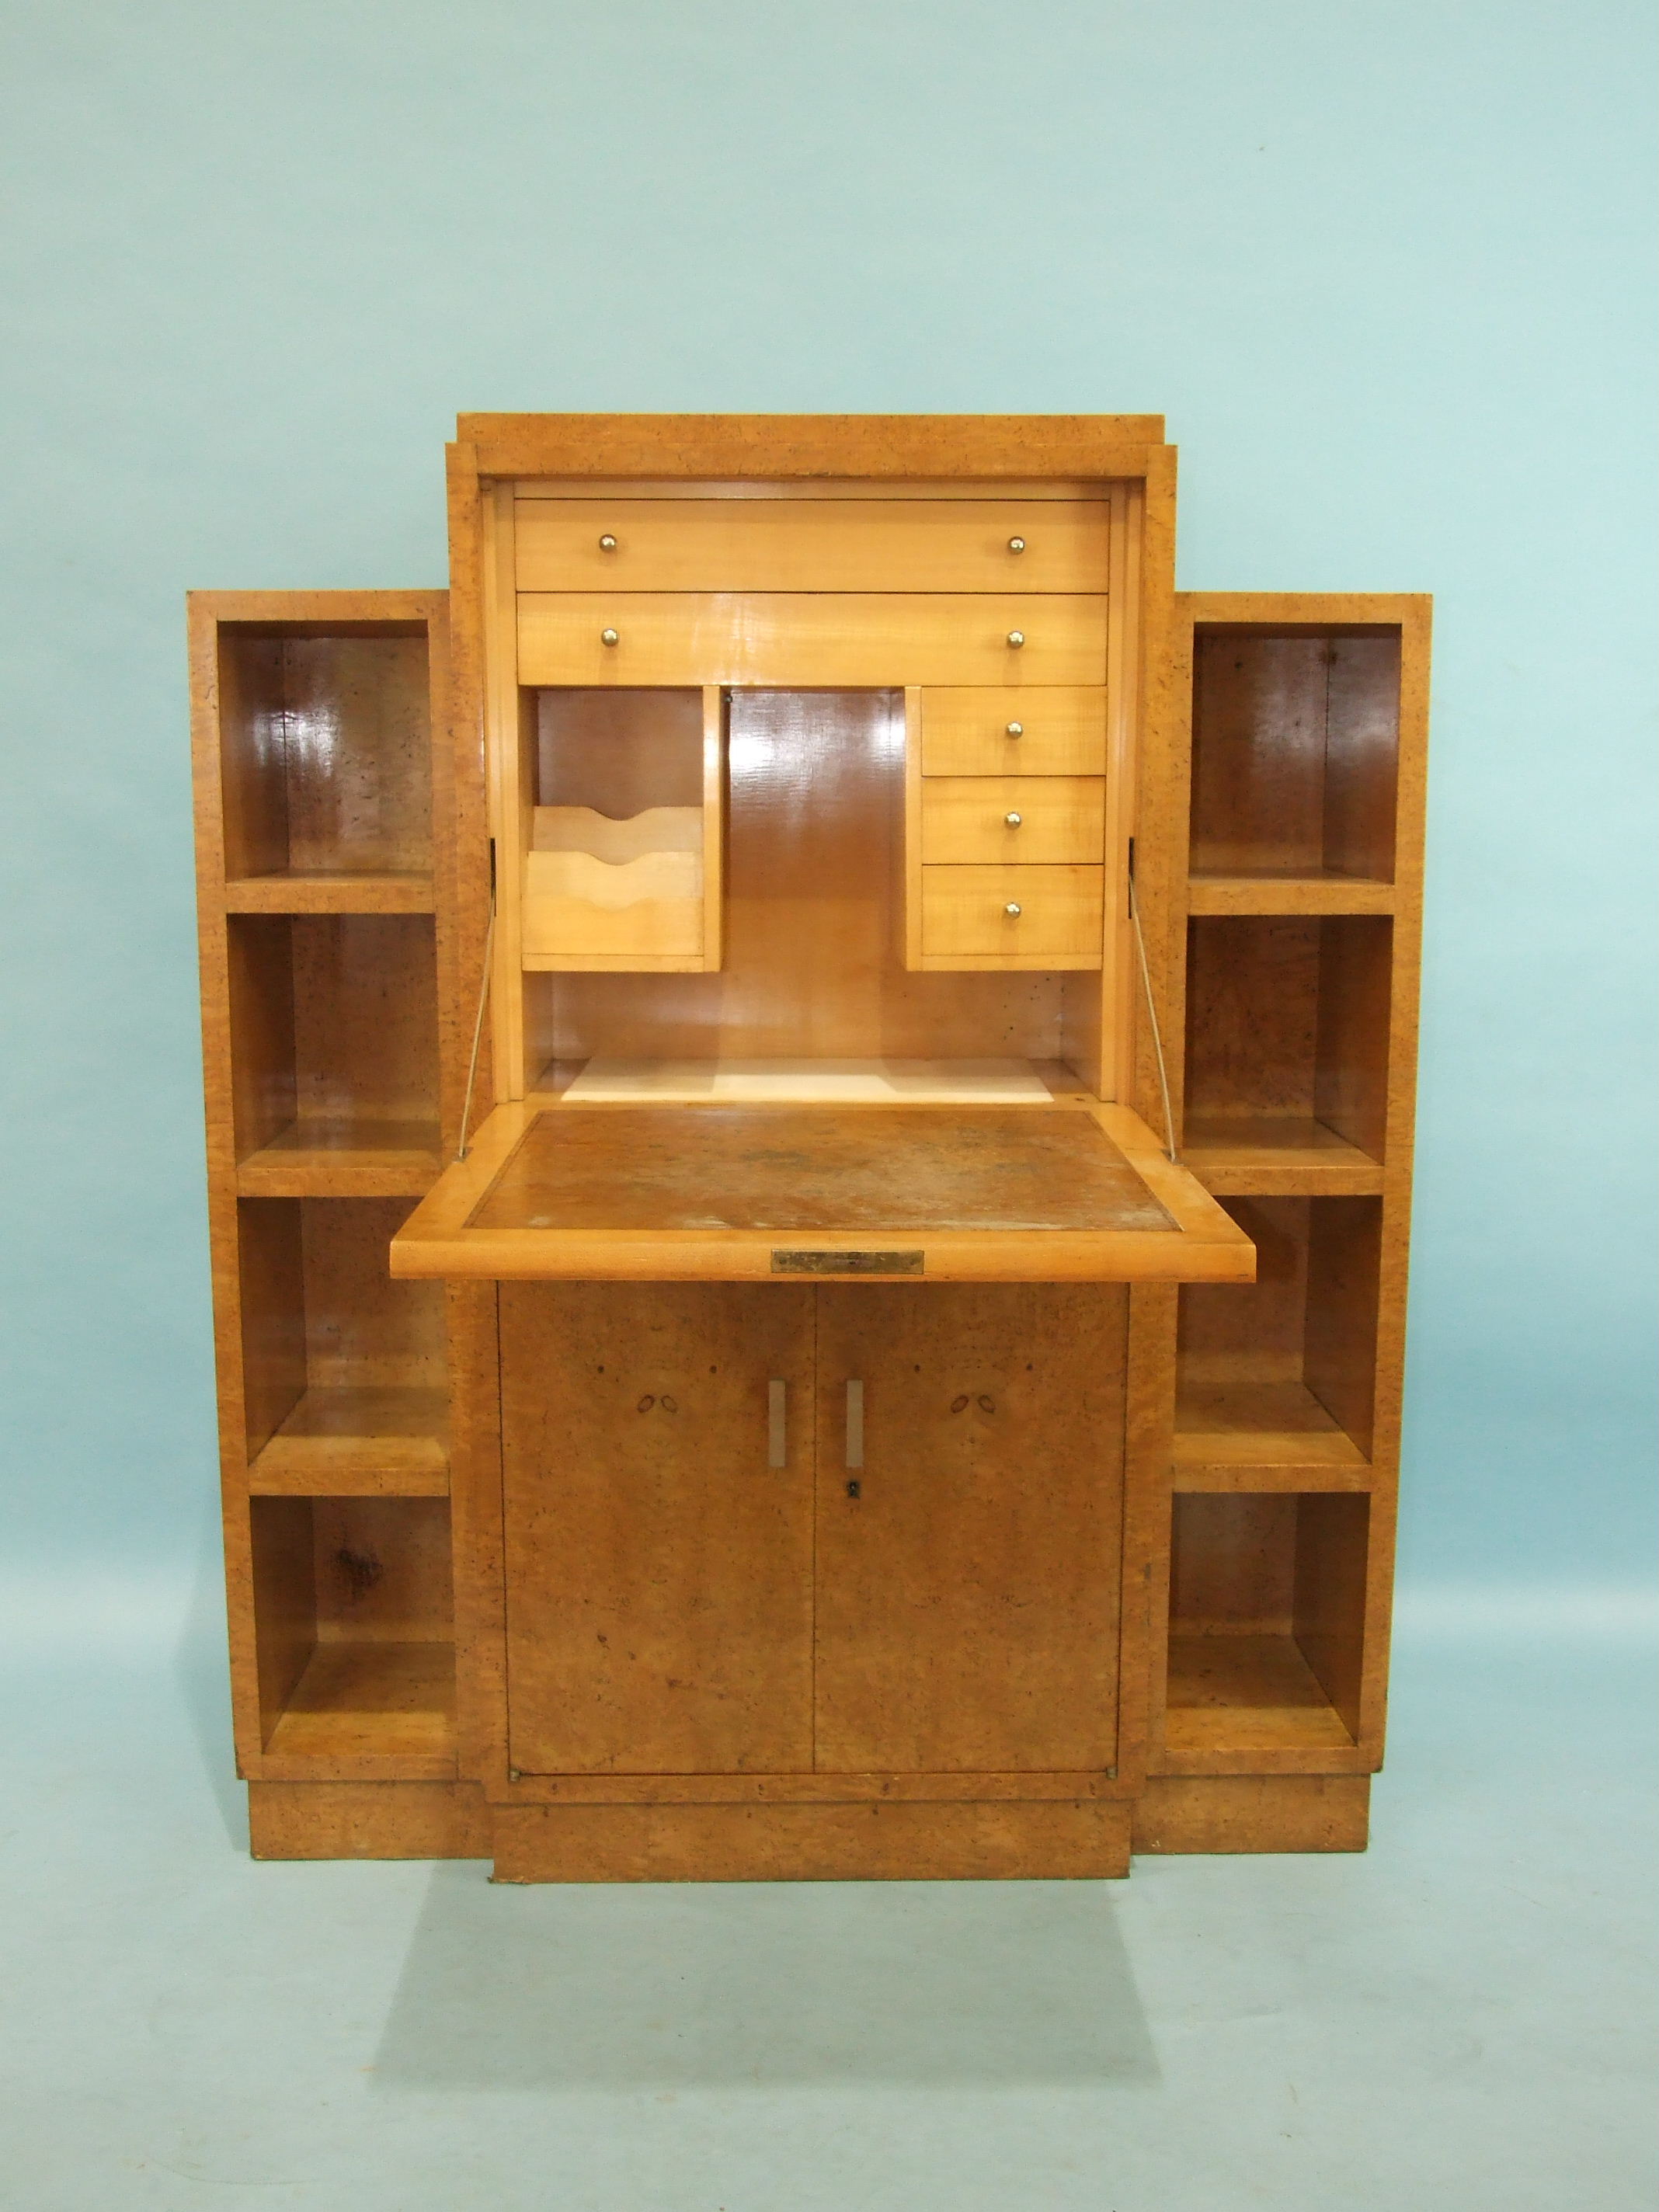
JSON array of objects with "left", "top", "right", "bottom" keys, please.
[
  {"left": 1189, "top": 628, "right": 1399, "bottom": 887},
  {"left": 1163, "top": 1490, "right": 1371, "bottom": 1762},
  {"left": 250, "top": 1494, "right": 457, "bottom": 1774},
  {"left": 217, "top": 624, "right": 434, "bottom": 894}
]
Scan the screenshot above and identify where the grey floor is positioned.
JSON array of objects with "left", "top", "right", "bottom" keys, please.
[{"left": 2, "top": 1573, "right": 1652, "bottom": 2211}]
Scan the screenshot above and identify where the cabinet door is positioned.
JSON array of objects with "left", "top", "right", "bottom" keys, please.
[
  {"left": 813, "top": 1285, "right": 1126, "bottom": 1773},
  {"left": 500, "top": 1283, "right": 815, "bottom": 1774}
]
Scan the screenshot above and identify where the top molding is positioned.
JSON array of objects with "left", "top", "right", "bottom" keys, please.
[{"left": 453, "top": 412, "right": 1170, "bottom": 482}]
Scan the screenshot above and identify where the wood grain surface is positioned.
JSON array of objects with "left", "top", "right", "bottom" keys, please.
[{"left": 468, "top": 1105, "right": 1176, "bottom": 1236}]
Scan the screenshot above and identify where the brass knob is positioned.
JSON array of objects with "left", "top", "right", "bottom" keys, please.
[
  {"left": 1005, "top": 720, "right": 1024, "bottom": 738},
  {"left": 1007, "top": 536, "right": 1026, "bottom": 554},
  {"left": 1003, "top": 901, "right": 1022, "bottom": 917},
  {"left": 598, "top": 533, "right": 617, "bottom": 551},
  {"left": 1007, "top": 630, "right": 1025, "bottom": 649},
  {"left": 600, "top": 628, "right": 619, "bottom": 647},
  {"left": 1004, "top": 811, "right": 1022, "bottom": 827}
]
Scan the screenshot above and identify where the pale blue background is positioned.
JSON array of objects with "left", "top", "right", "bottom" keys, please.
[
  {"left": 0, "top": 8, "right": 1653, "bottom": 2207},
  {"left": 1, "top": 0, "right": 1654, "bottom": 1594}
]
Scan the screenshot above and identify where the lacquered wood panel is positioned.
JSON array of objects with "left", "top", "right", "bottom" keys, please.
[
  {"left": 499, "top": 1284, "right": 816, "bottom": 1775},
  {"left": 920, "top": 686, "right": 1109, "bottom": 776},
  {"left": 812, "top": 1285, "right": 1126, "bottom": 1773},
  {"left": 919, "top": 864, "right": 1104, "bottom": 965},
  {"left": 517, "top": 593, "right": 1108, "bottom": 688},
  {"left": 514, "top": 498, "right": 1109, "bottom": 593},
  {"left": 919, "top": 776, "right": 1105, "bottom": 864}
]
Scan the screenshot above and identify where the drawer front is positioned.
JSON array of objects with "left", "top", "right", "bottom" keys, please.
[
  {"left": 920, "top": 865, "right": 1104, "bottom": 965},
  {"left": 518, "top": 593, "right": 1108, "bottom": 688},
  {"left": 920, "top": 777, "right": 1106, "bottom": 864},
  {"left": 921, "top": 686, "right": 1108, "bottom": 776},
  {"left": 515, "top": 498, "right": 1109, "bottom": 593}
]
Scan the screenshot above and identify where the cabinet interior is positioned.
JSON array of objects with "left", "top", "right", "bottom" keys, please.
[
  {"left": 217, "top": 624, "right": 433, "bottom": 883},
  {"left": 237, "top": 1196, "right": 448, "bottom": 1481},
  {"left": 1175, "top": 1196, "right": 1382, "bottom": 1467},
  {"left": 249, "top": 1493, "right": 455, "bottom": 1763},
  {"left": 1183, "top": 914, "right": 1392, "bottom": 1167},
  {"left": 226, "top": 913, "right": 440, "bottom": 1160},
  {"left": 523, "top": 688, "right": 1097, "bottom": 1088},
  {"left": 1164, "top": 1490, "right": 1370, "bottom": 1752},
  {"left": 1189, "top": 627, "right": 1399, "bottom": 884}
]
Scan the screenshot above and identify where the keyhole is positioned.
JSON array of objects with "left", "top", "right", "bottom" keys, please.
[{"left": 847, "top": 1480, "right": 861, "bottom": 1500}]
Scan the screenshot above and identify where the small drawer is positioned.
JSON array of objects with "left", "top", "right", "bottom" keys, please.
[
  {"left": 920, "top": 777, "right": 1105, "bottom": 864},
  {"left": 920, "top": 687, "right": 1108, "bottom": 775},
  {"left": 920, "top": 865, "right": 1104, "bottom": 966},
  {"left": 517, "top": 593, "right": 1108, "bottom": 687},
  {"left": 514, "top": 498, "right": 1109, "bottom": 593}
]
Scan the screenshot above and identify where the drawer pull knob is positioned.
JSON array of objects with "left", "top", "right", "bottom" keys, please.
[
  {"left": 598, "top": 533, "right": 617, "bottom": 551},
  {"left": 1005, "top": 720, "right": 1024, "bottom": 738},
  {"left": 1003, "top": 901, "right": 1022, "bottom": 918},
  {"left": 1004, "top": 811, "right": 1022, "bottom": 828},
  {"left": 1007, "top": 629, "right": 1025, "bottom": 649},
  {"left": 600, "top": 628, "right": 620, "bottom": 647},
  {"left": 1007, "top": 536, "right": 1026, "bottom": 554}
]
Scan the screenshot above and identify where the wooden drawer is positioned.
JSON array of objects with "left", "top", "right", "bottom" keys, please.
[
  {"left": 518, "top": 593, "right": 1108, "bottom": 688},
  {"left": 919, "top": 865, "right": 1104, "bottom": 967},
  {"left": 921, "top": 686, "right": 1108, "bottom": 775},
  {"left": 920, "top": 777, "right": 1105, "bottom": 864},
  {"left": 514, "top": 498, "right": 1109, "bottom": 593}
]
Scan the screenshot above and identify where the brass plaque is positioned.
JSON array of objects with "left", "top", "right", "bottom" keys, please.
[{"left": 770, "top": 1249, "right": 925, "bottom": 1277}]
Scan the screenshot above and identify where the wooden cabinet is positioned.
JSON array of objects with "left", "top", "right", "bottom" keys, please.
[
  {"left": 190, "top": 418, "right": 1426, "bottom": 1878},
  {"left": 496, "top": 1282, "right": 1125, "bottom": 1784}
]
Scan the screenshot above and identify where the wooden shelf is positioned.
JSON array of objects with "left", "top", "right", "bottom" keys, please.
[
  {"left": 1182, "top": 1115, "right": 1383, "bottom": 1195},
  {"left": 263, "top": 1640, "right": 457, "bottom": 1773},
  {"left": 1188, "top": 873, "right": 1393, "bottom": 917},
  {"left": 224, "top": 872, "right": 435, "bottom": 914},
  {"left": 1173, "top": 1380, "right": 1371, "bottom": 1489},
  {"left": 1163, "top": 1633, "right": 1355, "bottom": 1753},
  {"left": 248, "top": 1387, "right": 449, "bottom": 1496},
  {"left": 236, "top": 1119, "right": 441, "bottom": 1197}
]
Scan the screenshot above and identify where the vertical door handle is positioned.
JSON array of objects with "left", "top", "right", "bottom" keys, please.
[
  {"left": 767, "top": 1379, "right": 787, "bottom": 1469},
  {"left": 845, "top": 1379, "right": 864, "bottom": 1469}
]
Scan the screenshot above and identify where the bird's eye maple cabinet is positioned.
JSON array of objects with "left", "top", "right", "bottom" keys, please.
[{"left": 190, "top": 416, "right": 1428, "bottom": 1880}]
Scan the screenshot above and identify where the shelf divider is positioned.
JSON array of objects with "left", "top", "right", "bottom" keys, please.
[
  {"left": 1187, "top": 874, "right": 1394, "bottom": 917},
  {"left": 224, "top": 873, "right": 436, "bottom": 915}
]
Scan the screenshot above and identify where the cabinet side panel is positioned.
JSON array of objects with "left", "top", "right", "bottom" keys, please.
[
  {"left": 1323, "top": 635, "right": 1400, "bottom": 883},
  {"left": 226, "top": 916, "right": 297, "bottom": 1155},
  {"left": 250, "top": 1496, "right": 318, "bottom": 1745},
  {"left": 217, "top": 635, "right": 290, "bottom": 878},
  {"left": 1313, "top": 917, "right": 1393, "bottom": 1162},
  {"left": 236, "top": 1198, "right": 307, "bottom": 1456},
  {"left": 1292, "top": 1494, "right": 1370, "bottom": 1739},
  {"left": 1302, "top": 1197, "right": 1382, "bottom": 1456}
]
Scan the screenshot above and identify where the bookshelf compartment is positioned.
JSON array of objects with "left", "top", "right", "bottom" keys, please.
[
  {"left": 217, "top": 624, "right": 433, "bottom": 890},
  {"left": 1188, "top": 627, "right": 1399, "bottom": 888},
  {"left": 523, "top": 688, "right": 722, "bottom": 970},
  {"left": 1175, "top": 1196, "right": 1381, "bottom": 1473},
  {"left": 1183, "top": 915, "right": 1392, "bottom": 1184},
  {"left": 249, "top": 1494, "right": 456, "bottom": 1772},
  {"left": 1163, "top": 1490, "right": 1370, "bottom": 1758},
  {"left": 238, "top": 1197, "right": 448, "bottom": 1489},
  {"left": 227, "top": 913, "right": 440, "bottom": 1188}
]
